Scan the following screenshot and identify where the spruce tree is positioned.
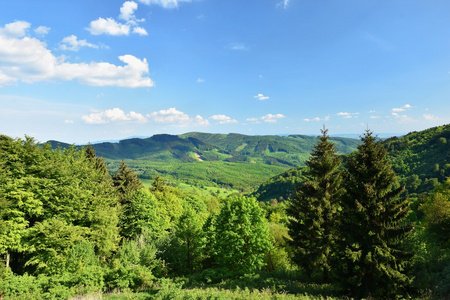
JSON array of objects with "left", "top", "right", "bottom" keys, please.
[
  {"left": 287, "top": 127, "right": 343, "bottom": 282},
  {"left": 112, "top": 159, "right": 143, "bottom": 197},
  {"left": 339, "top": 130, "right": 413, "bottom": 298}
]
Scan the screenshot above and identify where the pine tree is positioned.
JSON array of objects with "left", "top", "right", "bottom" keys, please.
[
  {"left": 339, "top": 130, "right": 413, "bottom": 298},
  {"left": 287, "top": 127, "right": 343, "bottom": 282},
  {"left": 112, "top": 159, "right": 142, "bottom": 197},
  {"left": 84, "top": 144, "right": 108, "bottom": 175}
]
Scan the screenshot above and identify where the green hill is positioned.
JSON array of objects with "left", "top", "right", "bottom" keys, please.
[
  {"left": 383, "top": 124, "right": 450, "bottom": 181},
  {"left": 90, "top": 132, "right": 359, "bottom": 167},
  {"left": 47, "top": 132, "right": 359, "bottom": 193}
]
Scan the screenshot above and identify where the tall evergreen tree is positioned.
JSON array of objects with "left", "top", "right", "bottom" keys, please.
[
  {"left": 112, "top": 159, "right": 143, "bottom": 197},
  {"left": 287, "top": 127, "right": 343, "bottom": 281},
  {"left": 338, "top": 130, "right": 413, "bottom": 298}
]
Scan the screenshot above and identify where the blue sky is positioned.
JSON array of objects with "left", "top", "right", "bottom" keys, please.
[{"left": 0, "top": 0, "right": 449, "bottom": 144}]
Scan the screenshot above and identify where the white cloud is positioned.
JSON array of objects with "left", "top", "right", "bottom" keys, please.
[
  {"left": 392, "top": 104, "right": 412, "bottom": 112},
  {"left": 0, "top": 22, "right": 154, "bottom": 88},
  {"left": 197, "top": 78, "right": 205, "bottom": 83},
  {"left": 34, "top": 26, "right": 50, "bottom": 36},
  {"left": 304, "top": 117, "right": 321, "bottom": 122},
  {"left": 262, "top": 114, "right": 286, "bottom": 123},
  {"left": 82, "top": 108, "right": 147, "bottom": 124},
  {"left": 337, "top": 112, "right": 359, "bottom": 119},
  {"left": 210, "top": 114, "right": 238, "bottom": 124},
  {"left": 132, "top": 26, "right": 148, "bottom": 35},
  {"left": 148, "top": 107, "right": 190, "bottom": 123},
  {"left": 138, "top": 0, "right": 192, "bottom": 9},
  {"left": 87, "top": 2, "right": 147, "bottom": 36},
  {"left": 0, "top": 20, "right": 30, "bottom": 37},
  {"left": 423, "top": 114, "right": 439, "bottom": 121},
  {"left": 60, "top": 35, "right": 99, "bottom": 51},
  {"left": 64, "top": 120, "right": 74, "bottom": 124},
  {"left": 194, "top": 115, "right": 209, "bottom": 126},
  {"left": 370, "top": 115, "right": 381, "bottom": 119},
  {"left": 120, "top": 1, "right": 139, "bottom": 21},
  {"left": 87, "top": 17, "right": 130, "bottom": 36},
  {"left": 147, "top": 108, "right": 209, "bottom": 126},
  {"left": 254, "top": 93, "right": 269, "bottom": 101}
]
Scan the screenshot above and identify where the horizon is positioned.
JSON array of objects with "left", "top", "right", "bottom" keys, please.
[
  {"left": 38, "top": 129, "right": 412, "bottom": 146},
  {"left": 1, "top": 1, "right": 449, "bottom": 144}
]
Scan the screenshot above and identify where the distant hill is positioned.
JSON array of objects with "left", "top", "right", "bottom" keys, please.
[
  {"left": 80, "top": 132, "right": 359, "bottom": 168},
  {"left": 46, "top": 132, "right": 359, "bottom": 192},
  {"left": 252, "top": 124, "right": 450, "bottom": 201}
]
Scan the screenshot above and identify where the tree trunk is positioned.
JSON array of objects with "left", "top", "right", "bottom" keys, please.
[{"left": 6, "top": 251, "right": 10, "bottom": 269}]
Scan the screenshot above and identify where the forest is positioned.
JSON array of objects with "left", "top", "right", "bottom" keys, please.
[{"left": 0, "top": 124, "right": 449, "bottom": 299}]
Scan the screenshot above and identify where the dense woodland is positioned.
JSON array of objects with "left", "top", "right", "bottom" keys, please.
[{"left": 0, "top": 124, "right": 449, "bottom": 299}]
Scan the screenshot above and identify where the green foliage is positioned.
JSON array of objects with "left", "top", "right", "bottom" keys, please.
[
  {"left": 384, "top": 124, "right": 450, "bottom": 191},
  {"left": 287, "top": 128, "right": 343, "bottom": 282},
  {"left": 106, "top": 237, "right": 158, "bottom": 291},
  {"left": 338, "top": 130, "right": 413, "bottom": 298},
  {"left": 252, "top": 167, "right": 309, "bottom": 202},
  {"left": 119, "top": 189, "right": 162, "bottom": 239},
  {"left": 112, "top": 159, "right": 143, "bottom": 197},
  {"left": 211, "top": 196, "right": 273, "bottom": 273},
  {"left": 412, "top": 178, "right": 450, "bottom": 297},
  {"left": 161, "top": 207, "right": 206, "bottom": 276},
  {"left": 0, "top": 135, "right": 120, "bottom": 272}
]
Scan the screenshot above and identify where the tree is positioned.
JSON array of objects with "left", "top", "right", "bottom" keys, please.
[
  {"left": 212, "top": 196, "right": 273, "bottom": 273},
  {"left": 112, "top": 160, "right": 143, "bottom": 198},
  {"left": 338, "top": 130, "right": 413, "bottom": 298},
  {"left": 287, "top": 127, "right": 343, "bottom": 282}
]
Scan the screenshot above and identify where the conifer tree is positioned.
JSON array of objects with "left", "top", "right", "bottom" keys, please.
[
  {"left": 339, "top": 130, "right": 413, "bottom": 298},
  {"left": 287, "top": 127, "right": 343, "bottom": 282},
  {"left": 84, "top": 144, "right": 108, "bottom": 175},
  {"left": 112, "top": 159, "right": 142, "bottom": 197}
]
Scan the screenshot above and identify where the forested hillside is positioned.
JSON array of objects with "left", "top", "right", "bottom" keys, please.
[{"left": 48, "top": 133, "right": 359, "bottom": 193}]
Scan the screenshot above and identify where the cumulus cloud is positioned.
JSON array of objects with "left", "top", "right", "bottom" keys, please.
[
  {"left": 337, "top": 112, "right": 359, "bottom": 119},
  {"left": 0, "top": 21, "right": 154, "bottom": 88},
  {"left": 82, "top": 108, "right": 146, "bottom": 124},
  {"left": 392, "top": 104, "right": 412, "bottom": 112},
  {"left": 248, "top": 114, "right": 285, "bottom": 124},
  {"left": 87, "top": 2, "right": 146, "bottom": 36},
  {"left": 254, "top": 93, "right": 269, "bottom": 101},
  {"left": 120, "top": 1, "right": 139, "bottom": 21},
  {"left": 34, "top": 26, "right": 50, "bottom": 36},
  {"left": 147, "top": 107, "right": 209, "bottom": 126},
  {"left": 59, "top": 35, "right": 99, "bottom": 51},
  {"left": 138, "top": 0, "right": 192, "bottom": 9},
  {"left": 87, "top": 18, "right": 130, "bottom": 35},
  {"left": 148, "top": 107, "right": 190, "bottom": 123},
  {"left": 132, "top": 26, "right": 148, "bottom": 35},
  {"left": 210, "top": 114, "right": 238, "bottom": 124},
  {"left": 0, "top": 20, "right": 30, "bottom": 37},
  {"left": 197, "top": 78, "right": 205, "bottom": 83}
]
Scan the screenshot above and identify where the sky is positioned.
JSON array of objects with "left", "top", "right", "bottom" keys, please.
[{"left": 0, "top": 0, "right": 449, "bottom": 144}]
